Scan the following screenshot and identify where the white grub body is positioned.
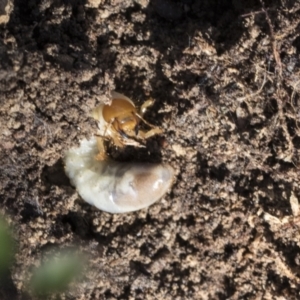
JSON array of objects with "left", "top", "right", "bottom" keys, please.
[{"left": 64, "top": 138, "right": 174, "bottom": 213}]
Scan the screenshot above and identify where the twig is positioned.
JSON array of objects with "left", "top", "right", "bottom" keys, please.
[
  {"left": 236, "top": 68, "right": 267, "bottom": 101},
  {"left": 240, "top": 9, "right": 271, "bottom": 18},
  {"left": 259, "top": 0, "right": 283, "bottom": 78}
]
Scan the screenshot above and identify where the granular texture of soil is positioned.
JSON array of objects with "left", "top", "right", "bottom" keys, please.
[{"left": 2, "top": 0, "right": 300, "bottom": 299}]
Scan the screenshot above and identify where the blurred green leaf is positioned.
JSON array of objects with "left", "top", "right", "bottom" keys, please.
[
  {"left": 0, "top": 219, "right": 14, "bottom": 275},
  {"left": 30, "top": 250, "right": 84, "bottom": 296}
]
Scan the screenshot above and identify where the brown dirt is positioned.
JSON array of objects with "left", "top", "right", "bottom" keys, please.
[{"left": 2, "top": 0, "right": 300, "bottom": 299}]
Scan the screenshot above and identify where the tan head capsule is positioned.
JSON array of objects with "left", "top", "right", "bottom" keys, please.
[
  {"left": 64, "top": 138, "right": 174, "bottom": 213},
  {"left": 92, "top": 91, "right": 162, "bottom": 148}
]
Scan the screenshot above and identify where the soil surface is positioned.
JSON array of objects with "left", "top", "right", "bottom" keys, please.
[{"left": 2, "top": 0, "right": 300, "bottom": 299}]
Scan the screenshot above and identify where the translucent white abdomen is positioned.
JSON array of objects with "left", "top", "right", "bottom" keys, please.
[{"left": 64, "top": 138, "right": 174, "bottom": 213}]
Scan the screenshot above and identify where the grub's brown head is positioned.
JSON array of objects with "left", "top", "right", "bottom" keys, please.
[{"left": 102, "top": 98, "right": 140, "bottom": 136}]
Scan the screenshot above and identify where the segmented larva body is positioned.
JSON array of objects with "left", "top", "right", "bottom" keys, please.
[{"left": 64, "top": 138, "right": 174, "bottom": 213}]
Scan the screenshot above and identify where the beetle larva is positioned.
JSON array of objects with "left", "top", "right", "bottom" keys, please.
[{"left": 64, "top": 137, "right": 174, "bottom": 213}]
